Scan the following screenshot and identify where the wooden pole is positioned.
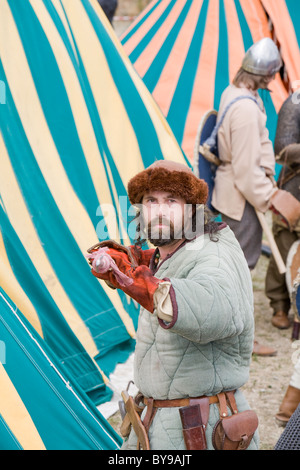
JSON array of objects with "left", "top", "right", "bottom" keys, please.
[{"left": 255, "top": 210, "right": 286, "bottom": 274}]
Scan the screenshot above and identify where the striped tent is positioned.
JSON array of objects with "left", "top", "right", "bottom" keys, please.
[
  {"left": 261, "top": 0, "right": 300, "bottom": 90},
  {"left": 121, "top": 0, "right": 294, "bottom": 162},
  {"left": 0, "top": 287, "right": 121, "bottom": 450},
  {"left": 0, "top": 0, "right": 186, "bottom": 406}
]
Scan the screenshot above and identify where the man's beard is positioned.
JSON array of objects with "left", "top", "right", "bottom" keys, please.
[{"left": 145, "top": 217, "right": 184, "bottom": 247}]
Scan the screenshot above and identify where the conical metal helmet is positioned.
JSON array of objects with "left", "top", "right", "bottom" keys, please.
[{"left": 242, "top": 38, "right": 282, "bottom": 76}]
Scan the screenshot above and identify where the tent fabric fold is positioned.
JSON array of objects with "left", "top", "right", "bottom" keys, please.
[
  {"left": 261, "top": 0, "right": 300, "bottom": 90},
  {"left": 2, "top": 0, "right": 300, "bottom": 450},
  {"left": 0, "top": 0, "right": 187, "bottom": 420},
  {"left": 121, "top": 0, "right": 294, "bottom": 161},
  {"left": 0, "top": 287, "right": 122, "bottom": 450}
]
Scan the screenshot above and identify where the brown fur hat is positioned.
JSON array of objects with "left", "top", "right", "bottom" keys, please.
[{"left": 127, "top": 160, "right": 208, "bottom": 205}]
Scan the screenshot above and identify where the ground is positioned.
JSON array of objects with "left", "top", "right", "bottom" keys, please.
[
  {"left": 108, "top": 252, "right": 299, "bottom": 450},
  {"left": 242, "top": 253, "right": 297, "bottom": 450}
]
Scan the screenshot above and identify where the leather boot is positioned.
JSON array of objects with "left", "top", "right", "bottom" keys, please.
[
  {"left": 271, "top": 310, "right": 290, "bottom": 329},
  {"left": 275, "top": 385, "right": 300, "bottom": 426}
]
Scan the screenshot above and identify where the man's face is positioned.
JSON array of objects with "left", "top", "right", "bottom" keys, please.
[{"left": 141, "top": 190, "right": 191, "bottom": 247}]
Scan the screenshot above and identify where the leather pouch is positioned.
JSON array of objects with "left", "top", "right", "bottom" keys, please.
[
  {"left": 212, "top": 392, "right": 258, "bottom": 450},
  {"left": 212, "top": 410, "right": 258, "bottom": 450},
  {"left": 180, "top": 404, "right": 207, "bottom": 450}
]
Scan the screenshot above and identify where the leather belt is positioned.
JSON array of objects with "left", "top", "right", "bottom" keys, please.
[{"left": 144, "top": 395, "right": 219, "bottom": 408}]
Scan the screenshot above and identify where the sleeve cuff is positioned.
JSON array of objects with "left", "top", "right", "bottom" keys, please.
[{"left": 153, "top": 281, "right": 173, "bottom": 322}]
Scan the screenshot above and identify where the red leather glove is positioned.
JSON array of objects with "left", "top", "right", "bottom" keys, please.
[
  {"left": 133, "top": 245, "right": 155, "bottom": 267},
  {"left": 87, "top": 240, "right": 155, "bottom": 267},
  {"left": 87, "top": 243, "right": 161, "bottom": 313}
]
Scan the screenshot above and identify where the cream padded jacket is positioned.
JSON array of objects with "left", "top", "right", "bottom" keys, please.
[{"left": 212, "top": 85, "right": 277, "bottom": 220}]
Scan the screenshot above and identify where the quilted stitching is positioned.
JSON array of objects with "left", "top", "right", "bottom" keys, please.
[{"left": 129, "top": 226, "right": 257, "bottom": 450}]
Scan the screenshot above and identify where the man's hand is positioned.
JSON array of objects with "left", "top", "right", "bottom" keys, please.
[
  {"left": 86, "top": 242, "right": 160, "bottom": 312},
  {"left": 269, "top": 189, "right": 300, "bottom": 230}
]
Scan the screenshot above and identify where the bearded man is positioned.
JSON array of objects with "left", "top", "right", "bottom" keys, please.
[{"left": 87, "top": 160, "right": 259, "bottom": 450}]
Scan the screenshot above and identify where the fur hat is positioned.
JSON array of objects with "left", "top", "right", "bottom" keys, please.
[{"left": 127, "top": 160, "right": 208, "bottom": 205}]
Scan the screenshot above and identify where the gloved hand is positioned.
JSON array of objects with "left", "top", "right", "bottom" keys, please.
[
  {"left": 87, "top": 242, "right": 161, "bottom": 313},
  {"left": 87, "top": 240, "right": 155, "bottom": 267},
  {"left": 269, "top": 189, "right": 300, "bottom": 230}
]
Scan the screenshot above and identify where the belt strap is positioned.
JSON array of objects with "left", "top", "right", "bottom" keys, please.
[
  {"left": 142, "top": 392, "right": 236, "bottom": 443},
  {"left": 217, "top": 391, "right": 238, "bottom": 417},
  {"left": 143, "top": 397, "right": 157, "bottom": 433},
  {"left": 144, "top": 395, "right": 219, "bottom": 436},
  {"left": 144, "top": 395, "right": 219, "bottom": 408}
]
